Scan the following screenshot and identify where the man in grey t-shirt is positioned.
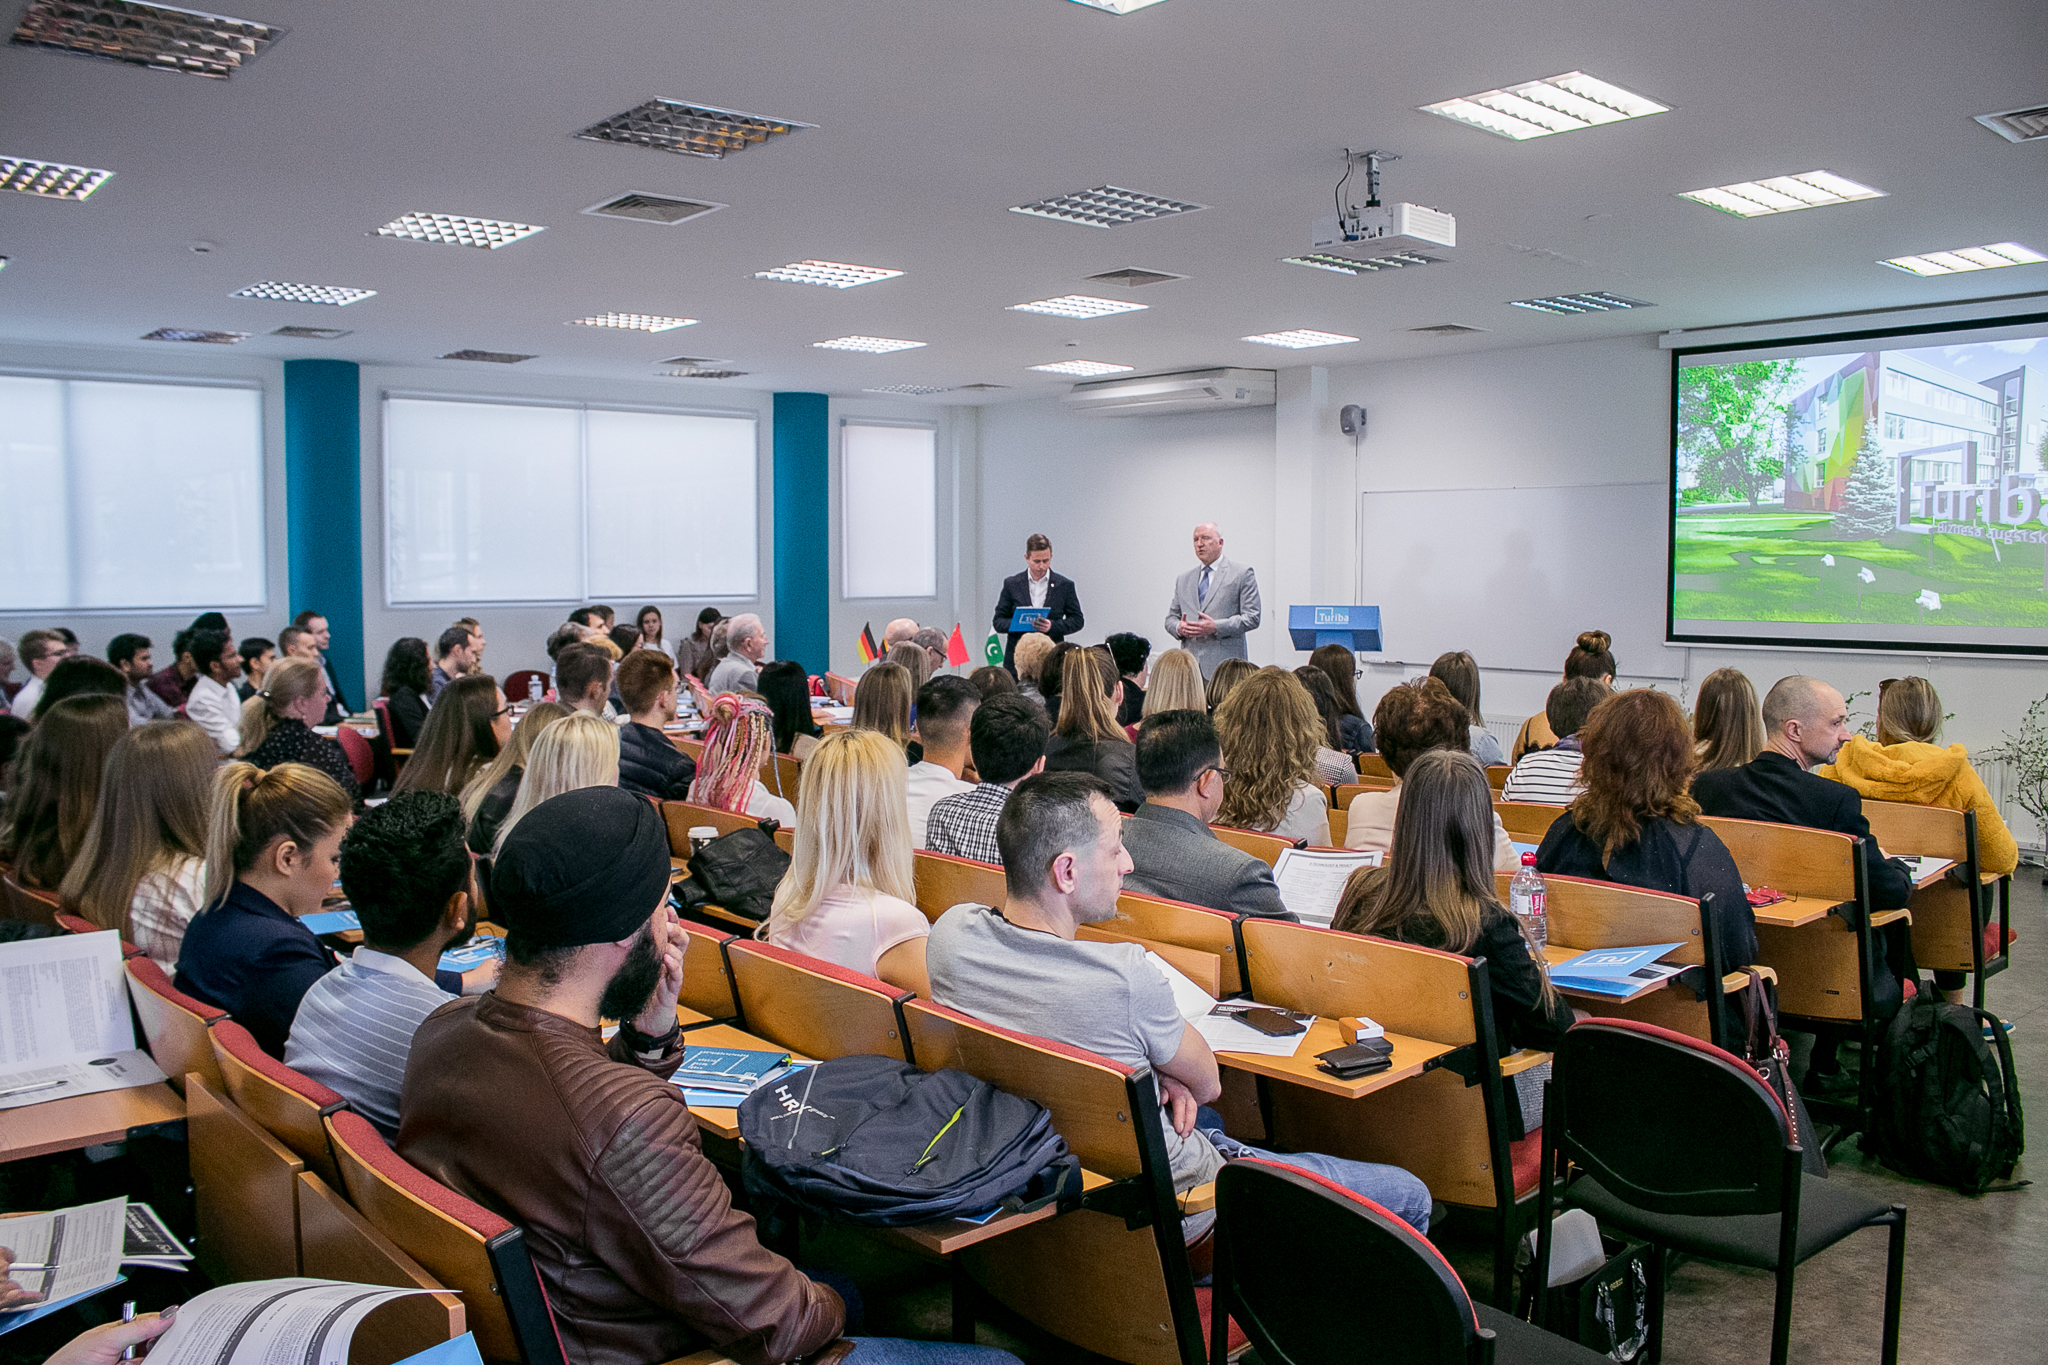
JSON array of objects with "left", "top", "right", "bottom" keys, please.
[{"left": 925, "top": 772, "right": 1432, "bottom": 1233}]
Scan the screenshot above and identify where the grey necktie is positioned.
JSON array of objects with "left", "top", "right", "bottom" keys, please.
[{"left": 1199, "top": 565, "right": 1212, "bottom": 604}]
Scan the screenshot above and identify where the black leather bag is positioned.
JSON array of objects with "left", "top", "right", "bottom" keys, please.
[
  {"left": 1737, "top": 969, "right": 1828, "bottom": 1178},
  {"left": 673, "top": 823, "right": 789, "bottom": 922}
]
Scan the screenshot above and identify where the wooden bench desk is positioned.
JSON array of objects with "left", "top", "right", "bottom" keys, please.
[
  {"left": 0, "top": 1082, "right": 184, "bottom": 1163},
  {"left": 1748, "top": 893, "right": 1836, "bottom": 929},
  {"left": 1211, "top": 1016, "right": 1454, "bottom": 1100},
  {"left": 676, "top": 1023, "right": 808, "bottom": 1140}
]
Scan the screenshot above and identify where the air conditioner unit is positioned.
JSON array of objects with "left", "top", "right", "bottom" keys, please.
[{"left": 1061, "top": 367, "right": 1277, "bottom": 417}]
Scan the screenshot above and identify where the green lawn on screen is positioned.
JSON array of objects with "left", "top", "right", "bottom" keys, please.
[{"left": 1673, "top": 510, "right": 2048, "bottom": 628}]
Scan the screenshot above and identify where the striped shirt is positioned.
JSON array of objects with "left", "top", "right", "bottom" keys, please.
[
  {"left": 924, "top": 782, "right": 1015, "bottom": 865},
  {"left": 1502, "top": 748, "right": 1586, "bottom": 806},
  {"left": 132, "top": 854, "right": 206, "bottom": 972},
  {"left": 286, "top": 947, "right": 454, "bottom": 1140}
]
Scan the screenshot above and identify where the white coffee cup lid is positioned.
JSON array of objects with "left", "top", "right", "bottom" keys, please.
[{"left": 688, "top": 826, "right": 719, "bottom": 839}]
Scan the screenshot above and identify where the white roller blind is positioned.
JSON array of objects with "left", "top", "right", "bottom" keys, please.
[
  {"left": 842, "top": 422, "right": 936, "bottom": 599},
  {"left": 0, "top": 373, "right": 264, "bottom": 612},
  {"left": 586, "top": 408, "right": 758, "bottom": 598}
]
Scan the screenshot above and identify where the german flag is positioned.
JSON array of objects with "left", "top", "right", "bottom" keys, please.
[{"left": 856, "top": 622, "right": 880, "bottom": 664}]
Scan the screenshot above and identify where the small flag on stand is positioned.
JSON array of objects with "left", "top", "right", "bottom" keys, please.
[
  {"left": 856, "top": 623, "right": 880, "bottom": 664},
  {"left": 984, "top": 632, "right": 1004, "bottom": 667},
  {"left": 946, "top": 624, "right": 970, "bottom": 667}
]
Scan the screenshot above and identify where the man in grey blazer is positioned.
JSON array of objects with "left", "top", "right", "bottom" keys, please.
[
  {"left": 1165, "top": 522, "right": 1261, "bottom": 679},
  {"left": 1121, "top": 711, "right": 1293, "bottom": 920}
]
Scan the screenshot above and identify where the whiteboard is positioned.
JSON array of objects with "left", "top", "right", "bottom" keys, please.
[{"left": 1357, "top": 482, "right": 1680, "bottom": 678}]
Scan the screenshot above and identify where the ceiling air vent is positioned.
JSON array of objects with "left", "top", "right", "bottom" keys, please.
[
  {"left": 440, "top": 349, "right": 533, "bottom": 364},
  {"left": 270, "top": 326, "right": 350, "bottom": 339},
  {"left": 1410, "top": 323, "right": 1485, "bottom": 336},
  {"left": 1974, "top": 105, "right": 2048, "bottom": 143},
  {"left": 581, "top": 192, "right": 725, "bottom": 225},
  {"left": 11, "top": 0, "right": 285, "bottom": 79},
  {"left": 142, "top": 327, "right": 247, "bottom": 344},
  {"left": 864, "top": 385, "right": 951, "bottom": 396},
  {"left": 953, "top": 383, "right": 1010, "bottom": 391},
  {"left": 660, "top": 368, "right": 746, "bottom": 379},
  {"left": 1086, "top": 268, "right": 1186, "bottom": 287}
]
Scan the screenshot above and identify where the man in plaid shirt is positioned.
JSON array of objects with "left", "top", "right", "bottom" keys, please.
[{"left": 925, "top": 695, "right": 1049, "bottom": 863}]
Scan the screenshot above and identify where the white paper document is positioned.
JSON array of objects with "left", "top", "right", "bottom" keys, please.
[
  {"left": 0, "top": 934, "right": 165, "bottom": 1109},
  {"left": 1192, "top": 1003, "right": 1317, "bottom": 1058},
  {"left": 0, "top": 1196, "right": 128, "bottom": 1311},
  {"left": 1144, "top": 951, "right": 1218, "bottom": 1022},
  {"left": 1890, "top": 855, "right": 1957, "bottom": 883},
  {"left": 145, "top": 1278, "right": 446, "bottom": 1365},
  {"left": 1272, "top": 847, "right": 1382, "bottom": 927}
]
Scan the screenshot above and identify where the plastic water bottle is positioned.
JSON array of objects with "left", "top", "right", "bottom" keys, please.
[
  {"left": 1509, "top": 851, "right": 1547, "bottom": 949},
  {"left": 528, "top": 676, "right": 544, "bottom": 703}
]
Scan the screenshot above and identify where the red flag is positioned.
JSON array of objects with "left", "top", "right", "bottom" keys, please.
[
  {"left": 945, "top": 623, "right": 969, "bottom": 667},
  {"left": 856, "top": 622, "right": 880, "bottom": 664}
]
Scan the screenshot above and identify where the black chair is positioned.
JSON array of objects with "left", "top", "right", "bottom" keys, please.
[
  {"left": 1211, "top": 1158, "right": 1609, "bottom": 1364},
  {"left": 1534, "top": 1020, "right": 1906, "bottom": 1365}
]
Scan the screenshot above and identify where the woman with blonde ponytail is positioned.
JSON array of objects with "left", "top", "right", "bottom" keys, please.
[
  {"left": 238, "top": 657, "right": 359, "bottom": 800},
  {"left": 688, "top": 693, "right": 795, "bottom": 825},
  {"left": 175, "top": 761, "right": 353, "bottom": 1056}
]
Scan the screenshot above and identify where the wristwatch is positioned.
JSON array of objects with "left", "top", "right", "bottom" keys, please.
[{"left": 619, "top": 1017, "right": 681, "bottom": 1054}]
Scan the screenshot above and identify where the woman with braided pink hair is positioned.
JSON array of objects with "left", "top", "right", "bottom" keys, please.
[{"left": 687, "top": 693, "right": 797, "bottom": 826}]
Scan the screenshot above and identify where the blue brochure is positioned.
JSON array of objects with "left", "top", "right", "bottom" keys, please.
[
  {"left": 1549, "top": 943, "right": 1687, "bottom": 998},
  {"left": 300, "top": 909, "right": 360, "bottom": 935},
  {"left": 1006, "top": 607, "right": 1050, "bottom": 631}
]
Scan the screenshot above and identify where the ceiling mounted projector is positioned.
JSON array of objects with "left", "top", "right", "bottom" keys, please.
[
  {"left": 1310, "top": 149, "right": 1456, "bottom": 259},
  {"left": 1062, "top": 367, "right": 1276, "bottom": 417}
]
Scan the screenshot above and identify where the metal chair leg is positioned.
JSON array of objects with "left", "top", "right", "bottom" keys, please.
[
  {"left": 1881, "top": 1206, "right": 1908, "bottom": 1365},
  {"left": 1645, "top": 1242, "right": 1667, "bottom": 1364},
  {"left": 1770, "top": 1258, "right": 1797, "bottom": 1365}
]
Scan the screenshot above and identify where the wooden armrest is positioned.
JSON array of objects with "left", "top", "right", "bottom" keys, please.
[
  {"left": 1721, "top": 966, "right": 1779, "bottom": 993},
  {"left": 1179, "top": 1182, "right": 1217, "bottom": 1214},
  {"left": 1980, "top": 871, "right": 2008, "bottom": 885},
  {"left": 1500, "top": 1049, "right": 1552, "bottom": 1077},
  {"left": 392, "top": 747, "right": 413, "bottom": 756},
  {"left": 1870, "top": 909, "right": 1912, "bottom": 928}
]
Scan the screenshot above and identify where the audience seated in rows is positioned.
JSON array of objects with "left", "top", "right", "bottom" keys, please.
[
  {"left": 462, "top": 701, "right": 570, "bottom": 856},
  {"left": 0, "top": 694, "right": 128, "bottom": 889},
  {"left": 927, "top": 772, "right": 1434, "bottom": 1236},
  {"left": 887, "top": 640, "right": 934, "bottom": 695},
  {"left": 1037, "top": 641, "right": 1074, "bottom": 723},
  {"left": 429, "top": 624, "right": 478, "bottom": 703},
  {"left": 1306, "top": 644, "right": 1375, "bottom": 754},
  {"left": 966, "top": 664, "right": 1017, "bottom": 700},
  {"left": 615, "top": 651, "right": 698, "bottom": 802},
  {"left": 287, "top": 792, "right": 487, "bottom": 1139},
  {"left": 758, "top": 659, "right": 824, "bottom": 761},
  {"left": 1501, "top": 676, "right": 1609, "bottom": 805},
  {"left": 146, "top": 621, "right": 206, "bottom": 710},
  {"left": 676, "top": 606, "right": 723, "bottom": 684},
  {"left": 379, "top": 637, "right": 432, "bottom": 750},
  {"left": 1011, "top": 631, "right": 1054, "bottom": 704},
  {"left": 177, "top": 762, "right": 351, "bottom": 1056},
  {"left": 238, "top": 658, "right": 359, "bottom": 801},
  {"left": 911, "top": 627, "right": 949, "bottom": 678},
  {"left": 1042, "top": 647, "right": 1143, "bottom": 812},
  {"left": 1345, "top": 678, "right": 1519, "bottom": 873},
  {"left": 392, "top": 674, "right": 507, "bottom": 798},
  {"left": 907, "top": 677, "right": 978, "bottom": 847},
  {"left": 555, "top": 642, "right": 618, "bottom": 719},
  {"left": 688, "top": 692, "right": 796, "bottom": 826},
  {"left": 853, "top": 661, "right": 916, "bottom": 760},
  {"left": 291, "top": 610, "right": 352, "bottom": 722},
  {"left": 1511, "top": 630, "right": 1615, "bottom": 762},
  {"left": 1535, "top": 688, "right": 1756, "bottom": 967},
  {"left": 1429, "top": 651, "right": 1504, "bottom": 768},
  {"left": 707, "top": 612, "right": 767, "bottom": 694},
  {"left": 237, "top": 636, "right": 275, "bottom": 702},
  {"left": 109, "top": 634, "right": 177, "bottom": 725},
  {"left": 925, "top": 695, "right": 1048, "bottom": 862},
  {"left": 185, "top": 628, "right": 244, "bottom": 755},
  {"left": 1141, "top": 646, "right": 1206, "bottom": 719},
  {"left": 631, "top": 604, "right": 671, "bottom": 661},
  {"left": 493, "top": 711, "right": 620, "bottom": 856},
  {"left": 1122, "top": 710, "right": 1290, "bottom": 919},
  {"left": 1204, "top": 656, "right": 1256, "bottom": 714},
  {"left": 882, "top": 617, "right": 920, "bottom": 651},
  {"left": 1213, "top": 666, "right": 1330, "bottom": 844},
  {"left": 10, "top": 627, "right": 74, "bottom": 718},
  {"left": 1108, "top": 631, "right": 1150, "bottom": 727},
  {"left": 1292, "top": 666, "right": 1360, "bottom": 787},
  {"left": 762, "top": 729, "right": 931, "bottom": 994},
  {"left": 29, "top": 655, "right": 126, "bottom": 724},
  {"left": 1693, "top": 666, "right": 1764, "bottom": 772},
  {"left": 60, "top": 720, "right": 217, "bottom": 967}
]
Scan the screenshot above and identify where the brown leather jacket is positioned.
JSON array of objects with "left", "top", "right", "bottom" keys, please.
[{"left": 398, "top": 994, "right": 844, "bottom": 1365}]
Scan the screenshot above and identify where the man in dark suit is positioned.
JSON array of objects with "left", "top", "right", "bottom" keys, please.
[
  {"left": 992, "top": 533, "right": 1083, "bottom": 672},
  {"left": 1692, "top": 674, "right": 1915, "bottom": 1086},
  {"left": 1121, "top": 711, "right": 1292, "bottom": 919}
]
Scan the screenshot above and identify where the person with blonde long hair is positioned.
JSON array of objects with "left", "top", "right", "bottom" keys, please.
[
  {"left": 59, "top": 720, "right": 217, "bottom": 967},
  {"left": 1012, "top": 631, "right": 1055, "bottom": 704},
  {"left": 1693, "top": 667, "right": 1764, "bottom": 772},
  {"left": 1204, "top": 657, "right": 1256, "bottom": 714},
  {"left": 1043, "top": 648, "right": 1142, "bottom": 811},
  {"left": 886, "top": 641, "right": 932, "bottom": 693},
  {"left": 688, "top": 693, "right": 797, "bottom": 825},
  {"left": 493, "top": 711, "right": 620, "bottom": 856},
  {"left": 1212, "top": 667, "right": 1328, "bottom": 843},
  {"left": 394, "top": 674, "right": 508, "bottom": 797},
  {"left": 761, "top": 730, "right": 929, "bottom": 994},
  {"left": 176, "top": 762, "right": 353, "bottom": 1056},
  {"left": 462, "top": 701, "right": 570, "bottom": 855},
  {"left": 0, "top": 693, "right": 129, "bottom": 889},
  {"left": 238, "top": 657, "right": 359, "bottom": 799},
  {"left": 1141, "top": 647, "right": 1206, "bottom": 718},
  {"left": 852, "top": 661, "right": 915, "bottom": 752}
]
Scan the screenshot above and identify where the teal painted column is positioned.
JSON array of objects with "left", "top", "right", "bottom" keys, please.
[
  {"left": 773, "top": 392, "right": 831, "bottom": 674},
  {"left": 283, "top": 359, "right": 365, "bottom": 706}
]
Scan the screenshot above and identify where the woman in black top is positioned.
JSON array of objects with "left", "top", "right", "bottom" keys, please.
[
  {"left": 239, "top": 658, "right": 359, "bottom": 801},
  {"left": 1041, "top": 648, "right": 1143, "bottom": 812},
  {"left": 1107, "top": 632, "right": 1150, "bottom": 729},
  {"left": 460, "top": 700, "right": 571, "bottom": 857},
  {"left": 379, "top": 637, "right": 432, "bottom": 750}
]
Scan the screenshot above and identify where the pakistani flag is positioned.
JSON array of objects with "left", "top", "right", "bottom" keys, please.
[{"left": 984, "top": 632, "right": 1004, "bottom": 667}]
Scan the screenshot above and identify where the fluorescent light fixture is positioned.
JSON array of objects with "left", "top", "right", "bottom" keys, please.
[
  {"left": 231, "top": 281, "right": 376, "bottom": 306},
  {"left": 812, "top": 335, "right": 926, "bottom": 353},
  {"left": 1006, "top": 294, "right": 1148, "bottom": 319},
  {"left": 1508, "top": 290, "right": 1654, "bottom": 314},
  {"left": 1281, "top": 251, "right": 1442, "bottom": 275},
  {"left": 864, "top": 385, "right": 952, "bottom": 396},
  {"left": 1, "top": 155, "right": 113, "bottom": 200},
  {"left": 574, "top": 99, "right": 813, "bottom": 159},
  {"left": 141, "top": 327, "right": 247, "bottom": 344},
  {"left": 11, "top": 0, "right": 284, "bottom": 79},
  {"left": 1240, "top": 329, "right": 1359, "bottom": 349},
  {"left": 1422, "top": 72, "right": 1667, "bottom": 140},
  {"left": 1879, "top": 242, "right": 2047, "bottom": 277},
  {"left": 439, "top": 349, "right": 534, "bottom": 364},
  {"left": 1678, "top": 171, "right": 1885, "bottom": 217},
  {"left": 569, "top": 312, "right": 697, "bottom": 332},
  {"left": 753, "top": 260, "right": 903, "bottom": 288},
  {"left": 1011, "top": 185, "right": 1206, "bottom": 228},
  {"left": 270, "top": 326, "right": 351, "bottom": 339},
  {"left": 1067, "top": 0, "right": 1170, "bottom": 11},
  {"left": 1030, "top": 360, "right": 1135, "bottom": 376},
  {"left": 660, "top": 368, "right": 746, "bottom": 378},
  {"left": 375, "top": 212, "right": 545, "bottom": 249}
]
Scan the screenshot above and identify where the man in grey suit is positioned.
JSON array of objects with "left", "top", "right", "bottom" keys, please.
[
  {"left": 1165, "top": 522, "right": 1261, "bottom": 679},
  {"left": 1121, "top": 711, "right": 1292, "bottom": 920}
]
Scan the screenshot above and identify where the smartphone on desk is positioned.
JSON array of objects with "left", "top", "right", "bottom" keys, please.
[{"left": 1241, "top": 1007, "right": 1308, "bottom": 1037}]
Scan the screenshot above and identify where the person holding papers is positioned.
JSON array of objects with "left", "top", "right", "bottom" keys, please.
[
  {"left": 1121, "top": 711, "right": 1291, "bottom": 919},
  {"left": 992, "top": 533, "right": 1083, "bottom": 673}
]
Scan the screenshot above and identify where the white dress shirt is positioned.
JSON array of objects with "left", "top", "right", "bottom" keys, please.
[
  {"left": 12, "top": 674, "right": 45, "bottom": 718},
  {"left": 906, "top": 760, "right": 974, "bottom": 849},
  {"left": 186, "top": 673, "right": 243, "bottom": 754},
  {"left": 1028, "top": 572, "right": 1050, "bottom": 609}
]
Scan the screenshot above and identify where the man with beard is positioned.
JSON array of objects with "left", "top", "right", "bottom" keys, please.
[{"left": 287, "top": 793, "right": 498, "bottom": 1140}]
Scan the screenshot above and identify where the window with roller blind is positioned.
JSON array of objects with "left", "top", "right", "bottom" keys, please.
[
  {"left": 841, "top": 421, "right": 937, "bottom": 600},
  {"left": 382, "top": 394, "right": 758, "bottom": 605},
  {"left": 0, "top": 372, "right": 266, "bottom": 612}
]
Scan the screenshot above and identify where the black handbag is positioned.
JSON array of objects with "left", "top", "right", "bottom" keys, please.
[{"left": 673, "top": 821, "right": 789, "bottom": 922}]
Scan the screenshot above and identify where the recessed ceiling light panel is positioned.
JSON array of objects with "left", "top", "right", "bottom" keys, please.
[
  {"left": 142, "top": 327, "right": 247, "bottom": 344},
  {"left": 1422, "top": 71, "right": 1667, "bottom": 140},
  {"left": 1678, "top": 171, "right": 1885, "bottom": 217},
  {"left": 1030, "top": 360, "right": 1135, "bottom": 376},
  {"left": 270, "top": 326, "right": 351, "bottom": 339},
  {"left": 1281, "top": 252, "right": 1442, "bottom": 275},
  {"left": 1240, "top": 329, "right": 1359, "bottom": 349},
  {"left": 754, "top": 260, "right": 903, "bottom": 288},
  {"left": 1880, "top": 242, "right": 2047, "bottom": 277},
  {"left": 1086, "top": 268, "right": 1185, "bottom": 287},
  {"left": 575, "top": 99, "right": 813, "bottom": 159},
  {"left": 440, "top": 349, "right": 534, "bottom": 364},
  {"left": 1508, "top": 290, "right": 1654, "bottom": 314},
  {"left": 1067, "top": 0, "right": 1170, "bottom": 11},
  {"left": 1974, "top": 105, "right": 2048, "bottom": 144},
  {"left": 1010, "top": 185, "right": 1206, "bottom": 228},
  {"left": 376, "top": 212, "right": 545, "bottom": 249},
  {"left": 864, "top": 385, "right": 952, "bottom": 396},
  {"left": 580, "top": 192, "right": 725, "bottom": 225},
  {"left": 812, "top": 336, "right": 926, "bottom": 353},
  {"left": 1006, "top": 294, "right": 1148, "bottom": 319},
  {"left": 11, "top": 0, "right": 284, "bottom": 79},
  {"left": 569, "top": 313, "right": 697, "bottom": 332},
  {"left": 231, "top": 281, "right": 375, "bottom": 306},
  {"left": 1, "top": 155, "right": 113, "bottom": 200}
]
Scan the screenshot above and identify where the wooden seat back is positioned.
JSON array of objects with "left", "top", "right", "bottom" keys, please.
[
  {"left": 1701, "top": 817, "right": 1868, "bottom": 1025},
  {"left": 211, "top": 1018, "right": 346, "bottom": 1188},
  {"left": 1357, "top": 753, "right": 1395, "bottom": 781},
  {"left": 679, "top": 921, "right": 739, "bottom": 1019},
  {"left": 1, "top": 871, "right": 60, "bottom": 929},
  {"left": 125, "top": 956, "right": 226, "bottom": 1095},
  {"left": 1494, "top": 801, "right": 1568, "bottom": 843},
  {"left": 671, "top": 735, "right": 708, "bottom": 765},
  {"left": 1208, "top": 824, "right": 1301, "bottom": 867},
  {"left": 1859, "top": 799, "right": 1966, "bottom": 860},
  {"left": 1698, "top": 816, "right": 1858, "bottom": 901},
  {"left": 54, "top": 915, "right": 144, "bottom": 956},
  {"left": 1861, "top": 800, "right": 1983, "bottom": 977},
  {"left": 912, "top": 849, "right": 1005, "bottom": 922},
  {"left": 295, "top": 1173, "right": 467, "bottom": 1365},
  {"left": 1330, "top": 781, "right": 1394, "bottom": 809},
  {"left": 185, "top": 1074, "right": 305, "bottom": 1281},
  {"left": 759, "top": 752, "right": 802, "bottom": 806},
  {"left": 822, "top": 672, "right": 857, "bottom": 703},
  {"left": 1501, "top": 871, "right": 1722, "bottom": 1044},
  {"left": 1485, "top": 765, "right": 1510, "bottom": 791},
  {"left": 660, "top": 799, "right": 763, "bottom": 851},
  {"left": 725, "top": 940, "right": 912, "bottom": 1062},
  {"left": 1093, "top": 891, "right": 1247, "bottom": 997}
]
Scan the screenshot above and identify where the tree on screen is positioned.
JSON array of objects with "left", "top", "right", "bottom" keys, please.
[
  {"left": 1678, "top": 359, "right": 1803, "bottom": 507},
  {"left": 1832, "top": 431, "right": 1897, "bottom": 538}
]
